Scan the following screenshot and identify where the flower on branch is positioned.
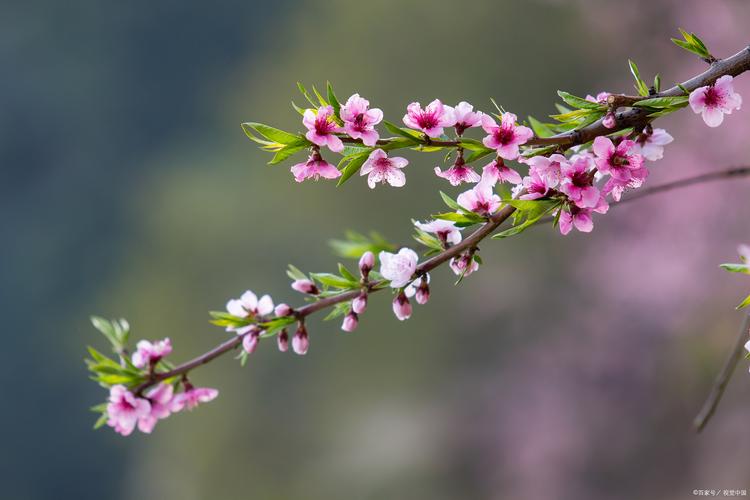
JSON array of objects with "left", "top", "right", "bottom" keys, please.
[
  {"left": 452, "top": 101, "right": 483, "bottom": 135},
  {"left": 341, "top": 93, "right": 383, "bottom": 146},
  {"left": 633, "top": 128, "right": 674, "bottom": 161},
  {"left": 291, "top": 153, "right": 341, "bottom": 183},
  {"left": 689, "top": 75, "right": 742, "bottom": 127},
  {"left": 481, "top": 158, "right": 522, "bottom": 185},
  {"left": 131, "top": 338, "right": 172, "bottom": 369},
  {"left": 360, "top": 149, "right": 408, "bottom": 188},
  {"left": 457, "top": 180, "right": 501, "bottom": 216},
  {"left": 379, "top": 248, "right": 419, "bottom": 288},
  {"left": 481, "top": 112, "right": 533, "bottom": 160},
  {"left": 106, "top": 385, "right": 151, "bottom": 437},
  {"left": 171, "top": 386, "right": 219, "bottom": 412},
  {"left": 414, "top": 219, "right": 462, "bottom": 246},
  {"left": 303, "top": 105, "right": 344, "bottom": 152},
  {"left": 402, "top": 99, "right": 456, "bottom": 138}
]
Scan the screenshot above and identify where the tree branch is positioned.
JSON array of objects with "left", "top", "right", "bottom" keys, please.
[{"left": 694, "top": 314, "right": 750, "bottom": 433}]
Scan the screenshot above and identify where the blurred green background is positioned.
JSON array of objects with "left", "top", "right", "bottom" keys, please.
[{"left": 3, "top": 1, "right": 750, "bottom": 498}]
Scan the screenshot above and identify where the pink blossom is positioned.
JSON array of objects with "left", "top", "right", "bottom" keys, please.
[
  {"left": 601, "top": 163, "right": 649, "bottom": 202},
  {"left": 392, "top": 291, "right": 412, "bottom": 321},
  {"left": 242, "top": 328, "right": 260, "bottom": 354},
  {"left": 524, "top": 154, "right": 566, "bottom": 186},
  {"left": 171, "top": 386, "right": 219, "bottom": 412},
  {"left": 632, "top": 128, "right": 674, "bottom": 161},
  {"left": 340, "top": 94, "right": 383, "bottom": 146},
  {"left": 402, "top": 99, "right": 456, "bottom": 138},
  {"left": 592, "top": 136, "right": 644, "bottom": 181},
  {"left": 291, "top": 279, "right": 319, "bottom": 295},
  {"left": 481, "top": 159, "right": 522, "bottom": 185},
  {"left": 131, "top": 338, "right": 172, "bottom": 369},
  {"left": 106, "top": 385, "right": 151, "bottom": 437},
  {"left": 558, "top": 199, "right": 609, "bottom": 235},
  {"left": 352, "top": 292, "right": 368, "bottom": 314},
  {"left": 379, "top": 248, "right": 418, "bottom": 288},
  {"left": 341, "top": 312, "right": 358, "bottom": 332},
  {"left": 689, "top": 75, "right": 742, "bottom": 127},
  {"left": 292, "top": 324, "right": 309, "bottom": 355},
  {"left": 559, "top": 156, "right": 600, "bottom": 208},
  {"left": 457, "top": 180, "right": 501, "bottom": 216},
  {"left": 586, "top": 92, "right": 611, "bottom": 104},
  {"left": 602, "top": 112, "right": 616, "bottom": 129},
  {"left": 405, "top": 275, "right": 430, "bottom": 305},
  {"left": 450, "top": 253, "right": 479, "bottom": 277},
  {"left": 277, "top": 329, "right": 289, "bottom": 352},
  {"left": 303, "top": 105, "right": 344, "bottom": 152},
  {"left": 359, "top": 251, "right": 375, "bottom": 277},
  {"left": 414, "top": 219, "right": 462, "bottom": 246},
  {"left": 138, "top": 383, "right": 174, "bottom": 434},
  {"left": 519, "top": 170, "right": 555, "bottom": 200},
  {"left": 434, "top": 160, "right": 480, "bottom": 186},
  {"left": 226, "top": 290, "right": 274, "bottom": 319},
  {"left": 481, "top": 112, "right": 533, "bottom": 160},
  {"left": 453, "top": 101, "right": 483, "bottom": 135},
  {"left": 291, "top": 154, "right": 341, "bottom": 182},
  {"left": 360, "top": 149, "right": 408, "bottom": 188},
  {"left": 274, "top": 303, "right": 292, "bottom": 317}
]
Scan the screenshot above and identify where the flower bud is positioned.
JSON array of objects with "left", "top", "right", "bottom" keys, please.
[
  {"left": 291, "top": 279, "right": 319, "bottom": 295},
  {"left": 242, "top": 330, "right": 260, "bottom": 354},
  {"left": 341, "top": 312, "right": 358, "bottom": 332},
  {"left": 277, "top": 329, "right": 289, "bottom": 352},
  {"left": 359, "top": 251, "right": 375, "bottom": 278},
  {"left": 292, "top": 323, "right": 309, "bottom": 355},
  {"left": 603, "top": 111, "right": 616, "bottom": 129},
  {"left": 392, "top": 291, "right": 412, "bottom": 321},
  {"left": 415, "top": 277, "right": 430, "bottom": 305},
  {"left": 352, "top": 292, "right": 368, "bottom": 314},
  {"left": 274, "top": 303, "right": 292, "bottom": 317}
]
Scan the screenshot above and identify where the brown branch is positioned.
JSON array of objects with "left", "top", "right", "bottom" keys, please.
[
  {"left": 694, "top": 314, "right": 750, "bottom": 433},
  {"left": 135, "top": 43, "right": 750, "bottom": 393}
]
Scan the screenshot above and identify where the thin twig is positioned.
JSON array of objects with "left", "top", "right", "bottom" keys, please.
[{"left": 694, "top": 314, "right": 750, "bottom": 433}]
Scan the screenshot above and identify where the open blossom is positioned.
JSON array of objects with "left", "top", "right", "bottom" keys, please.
[
  {"left": 360, "top": 149, "right": 408, "bottom": 188},
  {"left": 107, "top": 385, "right": 151, "bottom": 437},
  {"left": 392, "top": 291, "right": 412, "bottom": 321},
  {"left": 303, "top": 105, "right": 344, "bottom": 152},
  {"left": 291, "top": 154, "right": 341, "bottom": 182},
  {"left": 131, "top": 338, "right": 172, "bottom": 369},
  {"left": 434, "top": 158, "right": 480, "bottom": 185},
  {"left": 633, "top": 128, "right": 674, "bottom": 161},
  {"left": 519, "top": 170, "right": 555, "bottom": 200},
  {"left": 450, "top": 252, "right": 479, "bottom": 277},
  {"left": 689, "top": 75, "right": 742, "bottom": 127},
  {"left": 481, "top": 112, "right": 533, "bottom": 160},
  {"left": 559, "top": 156, "right": 599, "bottom": 208},
  {"left": 402, "top": 99, "right": 456, "bottom": 138},
  {"left": 414, "top": 219, "right": 462, "bottom": 246},
  {"left": 558, "top": 198, "right": 609, "bottom": 235},
  {"left": 379, "top": 248, "right": 418, "bottom": 288},
  {"left": 602, "top": 164, "right": 648, "bottom": 202},
  {"left": 227, "top": 290, "right": 273, "bottom": 322},
  {"left": 171, "top": 386, "right": 219, "bottom": 412},
  {"left": 524, "top": 153, "right": 566, "bottom": 185},
  {"left": 340, "top": 94, "right": 383, "bottom": 146},
  {"left": 457, "top": 180, "right": 501, "bottom": 216},
  {"left": 592, "top": 136, "right": 644, "bottom": 181},
  {"left": 453, "top": 101, "right": 483, "bottom": 134},
  {"left": 138, "top": 383, "right": 174, "bottom": 434},
  {"left": 481, "top": 158, "right": 521, "bottom": 185}
]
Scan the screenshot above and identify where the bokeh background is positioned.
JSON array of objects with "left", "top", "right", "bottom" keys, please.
[{"left": 3, "top": 1, "right": 750, "bottom": 498}]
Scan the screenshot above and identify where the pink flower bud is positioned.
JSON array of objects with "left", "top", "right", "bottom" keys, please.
[
  {"left": 242, "top": 330, "right": 260, "bottom": 354},
  {"left": 274, "top": 303, "right": 292, "bottom": 317},
  {"left": 277, "top": 329, "right": 289, "bottom": 352},
  {"left": 292, "top": 324, "right": 309, "bottom": 355},
  {"left": 603, "top": 112, "right": 616, "bottom": 129},
  {"left": 415, "top": 278, "right": 430, "bottom": 305},
  {"left": 291, "top": 279, "right": 319, "bottom": 295},
  {"left": 352, "top": 292, "right": 368, "bottom": 314},
  {"left": 392, "top": 291, "right": 412, "bottom": 321},
  {"left": 359, "top": 251, "right": 375, "bottom": 277},
  {"left": 341, "top": 312, "right": 358, "bottom": 332}
]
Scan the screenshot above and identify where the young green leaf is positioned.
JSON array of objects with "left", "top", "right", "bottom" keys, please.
[{"left": 557, "top": 91, "right": 605, "bottom": 110}]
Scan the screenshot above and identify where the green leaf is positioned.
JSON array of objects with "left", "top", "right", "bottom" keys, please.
[
  {"left": 653, "top": 74, "right": 661, "bottom": 93},
  {"left": 458, "top": 138, "right": 486, "bottom": 151},
  {"left": 296, "top": 82, "right": 319, "bottom": 108},
  {"left": 286, "top": 264, "right": 308, "bottom": 281},
  {"left": 311, "top": 272, "right": 358, "bottom": 289},
  {"left": 465, "top": 148, "right": 495, "bottom": 164},
  {"left": 382, "top": 120, "right": 424, "bottom": 142},
  {"left": 336, "top": 152, "right": 370, "bottom": 187},
  {"left": 527, "top": 116, "right": 557, "bottom": 138},
  {"left": 93, "top": 412, "right": 109, "bottom": 430},
  {"left": 720, "top": 263, "right": 750, "bottom": 274},
  {"left": 433, "top": 211, "right": 485, "bottom": 225},
  {"left": 241, "top": 122, "right": 304, "bottom": 145},
  {"left": 269, "top": 143, "right": 308, "bottom": 165},
  {"left": 412, "top": 228, "right": 444, "bottom": 252},
  {"left": 329, "top": 231, "right": 395, "bottom": 259},
  {"left": 736, "top": 293, "right": 750, "bottom": 310},
  {"left": 633, "top": 96, "right": 689, "bottom": 109},
  {"left": 628, "top": 59, "right": 650, "bottom": 97},
  {"left": 503, "top": 199, "right": 557, "bottom": 212},
  {"left": 521, "top": 144, "right": 559, "bottom": 158},
  {"left": 439, "top": 191, "right": 464, "bottom": 212},
  {"left": 327, "top": 81, "right": 341, "bottom": 117},
  {"left": 557, "top": 90, "right": 605, "bottom": 110}
]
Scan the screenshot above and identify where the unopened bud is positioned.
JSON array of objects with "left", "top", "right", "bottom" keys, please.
[
  {"left": 242, "top": 329, "right": 260, "bottom": 354},
  {"left": 274, "top": 303, "right": 292, "bottom": 317},
  {"left": 415, "top": 278, "right": 430, "bottom": 305},
  {"left": 277, "top": 329, "right": 289, "bottom": 352},
  {"left": 603, "top": 111, "right": 616, "bottom": 129},
  {"left": 352, "top": 292, "right": 368, "bottom": 314},
  {"left": 291, "top": 279, "right": 319, "bottom": 295},
  {"left": 359, "top": 251, "right": 375, "bottom": 278},
  {"left": 341, "top": 312, "right": 359, "bottom": 332},
  {"left": 392, "top": 291, "right": 412, "bottom": 321},
  {"left": 292, "top": 323, "right": 309, "bottom": 355}
]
